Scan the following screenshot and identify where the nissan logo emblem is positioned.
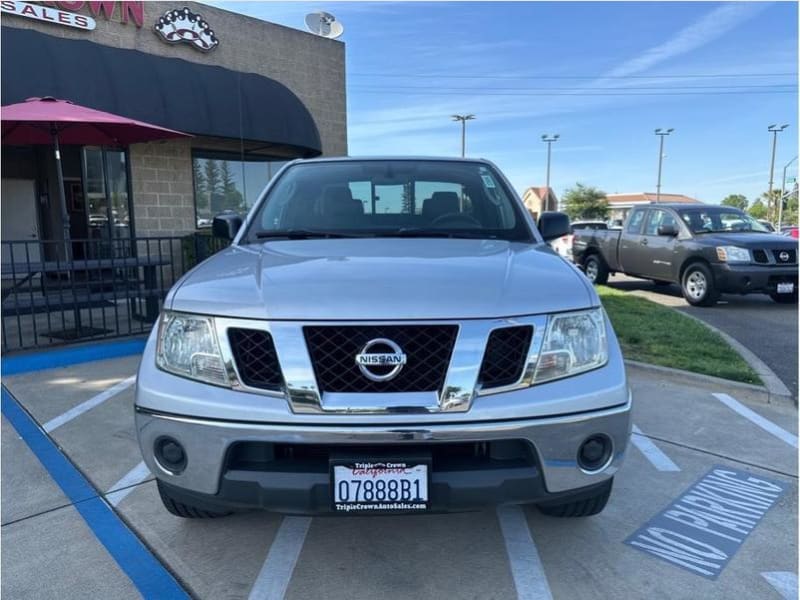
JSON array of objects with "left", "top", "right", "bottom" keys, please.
[
  {"left": 779, "top": 251, "right": 790, "bottom": 262},
  {"left": 355, "top": 338, "right": 407, "bottom": 382}
]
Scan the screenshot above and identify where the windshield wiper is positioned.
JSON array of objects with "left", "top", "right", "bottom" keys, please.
[
  {"left": 255, "top": 229, "right": 365, "bottom": 239},
  {"left": 372, "top": 228, "right": 496, "bottom": 239}
]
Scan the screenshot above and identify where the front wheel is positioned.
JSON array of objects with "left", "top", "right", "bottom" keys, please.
[
  {"left": 583, "top": 255, "right": 609, "bottom": 285},
  {"left": 537, "top": 478, "right": 612, "bottom": 517},
  {"left": 770, "top": 291, "right": 798, "bottom": 304},
  {"left": 681, "top": 263, "right": 719, "bottom": 306}
]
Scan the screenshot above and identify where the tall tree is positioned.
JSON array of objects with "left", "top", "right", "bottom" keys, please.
[
  {"left": 720, "top": 194, "right": 748, "bottom": 211},
  {"left": 193, "top": 161, "right": 208, "bottom": 215},
  {"left": 562, "top": 183, "right": 609, "bottom": 220},
  {"left": 748, "top": 198, "right": 768, "bottom": 220},
  {"left": 760, "top": 189, "right": 783, "bottom": 223},
  {"left": 401, "top": 182, "right": 413, "bottom": 214},
  {"left": 203, "top": 159, "right": 223, "bottom": 213},
  {"left": 220, "top": 161, "right": 245, "bottom": 211},
  {"left": 779, "top": 186, "right": 798, "bottom": 226}
]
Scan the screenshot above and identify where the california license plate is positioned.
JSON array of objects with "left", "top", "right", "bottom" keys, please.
[
  {"left": 778, "top": 282, "right": 794, "bottom": 294},
  {"left": 331, "top": 460, "right": 429, "bottom": 513}
]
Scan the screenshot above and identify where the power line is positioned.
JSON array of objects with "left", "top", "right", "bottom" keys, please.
[
  {"left": 350, "top": 83, "right": 796, "bottom": 92},
  {"left": 349, "top": 71, "right": 797, "bottom": 80},
  {"left": 349, "top": 89, "right": 797, "bottom": 97}
]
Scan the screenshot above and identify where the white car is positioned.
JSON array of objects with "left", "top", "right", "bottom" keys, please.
[{"left": 551, "top": 220, "right": 609, "bottom": 261}]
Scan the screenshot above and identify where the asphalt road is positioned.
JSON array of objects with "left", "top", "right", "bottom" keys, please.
[
  {"left": 2, "top": 354, "right": 798, "bottom": 599},
  {"left": 607, "top": 274, "right": 799, "bottom": 399}
]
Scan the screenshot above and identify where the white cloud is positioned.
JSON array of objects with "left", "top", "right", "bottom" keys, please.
[{"left": 604, "top": 3, "right": 769, "bottom": 79}]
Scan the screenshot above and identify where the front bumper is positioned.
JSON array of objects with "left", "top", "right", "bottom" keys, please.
[
  {"left": 135, "top": 396, "right": 632, "bottom": 514},
  {"left": 712, "top": 263, "right": 798, "bottom": 294}
]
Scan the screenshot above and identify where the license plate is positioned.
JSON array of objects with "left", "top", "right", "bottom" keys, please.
[
  {"left": 331, "top": 460, "right": 429, "bottom": 513},
  {"left": 778, "top": 282, "right": 794, "bottom": 294}
]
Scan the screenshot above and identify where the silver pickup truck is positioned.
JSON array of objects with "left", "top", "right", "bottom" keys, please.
[{"left": 135, "top": 157, "right": 631, "bottom": 518}]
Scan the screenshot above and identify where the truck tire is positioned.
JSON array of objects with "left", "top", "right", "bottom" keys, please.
[
  {"left": 681, "top": 263, "right": 719, "bottom": 307},
  {"left": 157, "top": 479, "right": 232, "bottom": 519},
  {"left": 770, "top": 290, "right": 798, "bottom": 304},
  {"left": 537, "top": 478, "right": 612, "bottom": 517},
  {"left": 584, "top": 255, "right": 609, "bottom": 285}
]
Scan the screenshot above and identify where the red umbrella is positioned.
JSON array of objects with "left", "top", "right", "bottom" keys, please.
[
  {"left": 1, "top": 96, "right": 190, "bottom": 251},
  {"left": 2, "top": 96, "right": 189, "bottom": 145}
]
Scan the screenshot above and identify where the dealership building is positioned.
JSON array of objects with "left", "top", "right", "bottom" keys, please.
[{"left": 1, "top": 0, "right": 347, "bottom": 245}]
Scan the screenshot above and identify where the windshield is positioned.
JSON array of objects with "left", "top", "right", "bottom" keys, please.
[
  {"left": 243, "top": 160, "right": 533, "bottom": 242},
  {"left": 677, "top": 207, "right": 771, "bottom": 234}
]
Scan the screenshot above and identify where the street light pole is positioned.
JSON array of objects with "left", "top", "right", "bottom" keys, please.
[
  {"left": 778, "top": 155, "right": 798, "bottom": 230},
  {"left": 451, "top": 114, "right": 475, "bottom": 157},
  {"left": 767, "top": 124, "right": 789, "bottom": 221},
  {"left": 654, "top": 128, "right": 674, "bottom": 204},
  {"left": 541, "top": 134, "right": 559, "bottom": 211}
]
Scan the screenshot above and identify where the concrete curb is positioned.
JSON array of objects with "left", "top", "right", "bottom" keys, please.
[
  {"left": 675, "top": 310, "right": 794, "bottom": 400},
  {"left": 625, "top": 360, "right": 768, "bottom": 395},
  {"left": 625, "top": 360, "right": 794, "bottom": 407}
]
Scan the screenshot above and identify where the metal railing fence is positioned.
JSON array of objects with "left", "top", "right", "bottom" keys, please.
[{"left": 1, "top": 233, "right": 229, "bottom": 352}]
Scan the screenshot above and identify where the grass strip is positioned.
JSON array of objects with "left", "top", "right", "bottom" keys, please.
[{"left": 597, "top": 286, "right": 762, "bottom": 385}]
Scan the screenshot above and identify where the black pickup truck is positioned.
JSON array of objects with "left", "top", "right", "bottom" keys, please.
[{"left": 572, "top": 203, "right": 798, "bottom": 306}]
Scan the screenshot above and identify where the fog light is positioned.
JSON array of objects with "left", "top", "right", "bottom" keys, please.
[
  {"left": 578, "top": 435, "right": 612, "bottom": 472},
  {"left": 155, "top": 436, "right": 186, "bottom": 473}
]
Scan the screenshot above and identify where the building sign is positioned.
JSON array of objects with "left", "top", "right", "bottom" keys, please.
[
  {"left": 154, "top": 7, "right": 219, "bottom": 53},
  {"left": 0, "top": 0, "right": 96, "bottom": 30}
]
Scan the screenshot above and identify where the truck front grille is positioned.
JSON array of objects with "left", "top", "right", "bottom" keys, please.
[
  {"left": 303, "top": 325, "right": 458, "bottom": 393},
  {"left": 478, "top": 325, "right": 533, "bottom": 389},
  {"left": 228, "top": 328, "right": 284, "bottom": 391},
  {"left": 753, "top": 249, "right": 769, "bottom": 264},
  {"left": 772, "top": 248, "right": 797, "bottom": 264}
]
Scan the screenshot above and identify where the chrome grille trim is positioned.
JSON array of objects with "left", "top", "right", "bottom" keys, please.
[
  {"left": 750, "top": 247, "right": 798, "bottom": 266},
  {"left": 213, "top": 315, "right": 548, "bottom": 414}
]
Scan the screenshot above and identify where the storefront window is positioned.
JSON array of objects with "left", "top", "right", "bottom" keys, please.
[
  {"left": 82, "top": 147, "right": 131, "bottom": 240},
  {"left": 83, "top": 148, "right": 108, "bottom": 236},
  {"left": 192, "top": 152, "right": 288, "bottom": 228},
  {"left": 107, "top": 150, "right": 131, "bottom": 238}
]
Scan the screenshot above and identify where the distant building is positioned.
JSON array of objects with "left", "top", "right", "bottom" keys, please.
[
  {"left": 605, "top": 192, "right": 702, "bottom": 224},
  {"left": 522, "top": 186, "right": 558, "bottom": 218}
]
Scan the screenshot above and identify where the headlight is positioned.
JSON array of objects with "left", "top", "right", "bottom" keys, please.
[
  {"left": 533, "top": 308, "right": 608, "bottom": 383},
  {"left": 716, "top": 246, "right": 750, "bottom": 263},
  {"left": 156, "top": 312, "right": 229, "bottom": 386}
]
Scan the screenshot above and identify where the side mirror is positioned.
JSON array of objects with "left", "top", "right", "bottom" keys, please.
[
  {"left": 657, "top": 223, "right": 679, "bottom": 237},
  {"left": 212, "top": 212, "right": 243, "bottom": 240},
  {"left": 538, "top": 211, "right": 571, "bottom": 241}
]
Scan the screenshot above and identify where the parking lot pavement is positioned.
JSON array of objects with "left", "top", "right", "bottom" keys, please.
[
  {"left": 606, "top": 273, "right": 799, "bottom": 399},
  {"left": 2, "top": 352, "right": 797, "bottom": 599}
]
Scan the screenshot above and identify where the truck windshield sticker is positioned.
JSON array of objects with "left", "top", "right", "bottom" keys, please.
[
  {"left": 481, "top": 174, "right": 496, "bottom": 188},
  {"left": 625, "top": 466, "right": 788, "bottom": 579}
]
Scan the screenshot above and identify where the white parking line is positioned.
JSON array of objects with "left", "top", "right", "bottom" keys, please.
[
  {"left": 42, "top": 375, "right": 136, "bottom": 433},
  {"left": 496, "top": 505, "right": 553, "bottom": 600},
  {"left": 630, "top": 424, "right": 681, "bottom": 471},
  {"left": 713, "top": 393, "right": 798, "bottom": 449},
  {"left": 106, "top": 461, "right": 152, "bottom": 507},
  {"left": 248, "top": 516, "right": 312, "bottom": 600},
  {"left": 761, "top": 571, "right": 798, "bottom": 600}
]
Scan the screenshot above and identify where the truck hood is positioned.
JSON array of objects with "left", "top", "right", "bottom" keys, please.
[
  {"left": 696, "top": 232, "right": 798, "bottom": 249},
  {"left": 169, "top": 238, "right": 595, "bottom": 320}
]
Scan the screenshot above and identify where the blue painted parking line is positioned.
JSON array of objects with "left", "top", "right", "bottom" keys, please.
[
  {"left": 1, "top": 385, "right": 188, "bottom": 600},
  {"left": 1, "top": 338, "right": 146, "bottom": 376}
]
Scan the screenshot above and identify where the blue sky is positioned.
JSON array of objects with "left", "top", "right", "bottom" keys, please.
[{"left": 215, "top": 1, "right": 797, "bottom": 204}]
